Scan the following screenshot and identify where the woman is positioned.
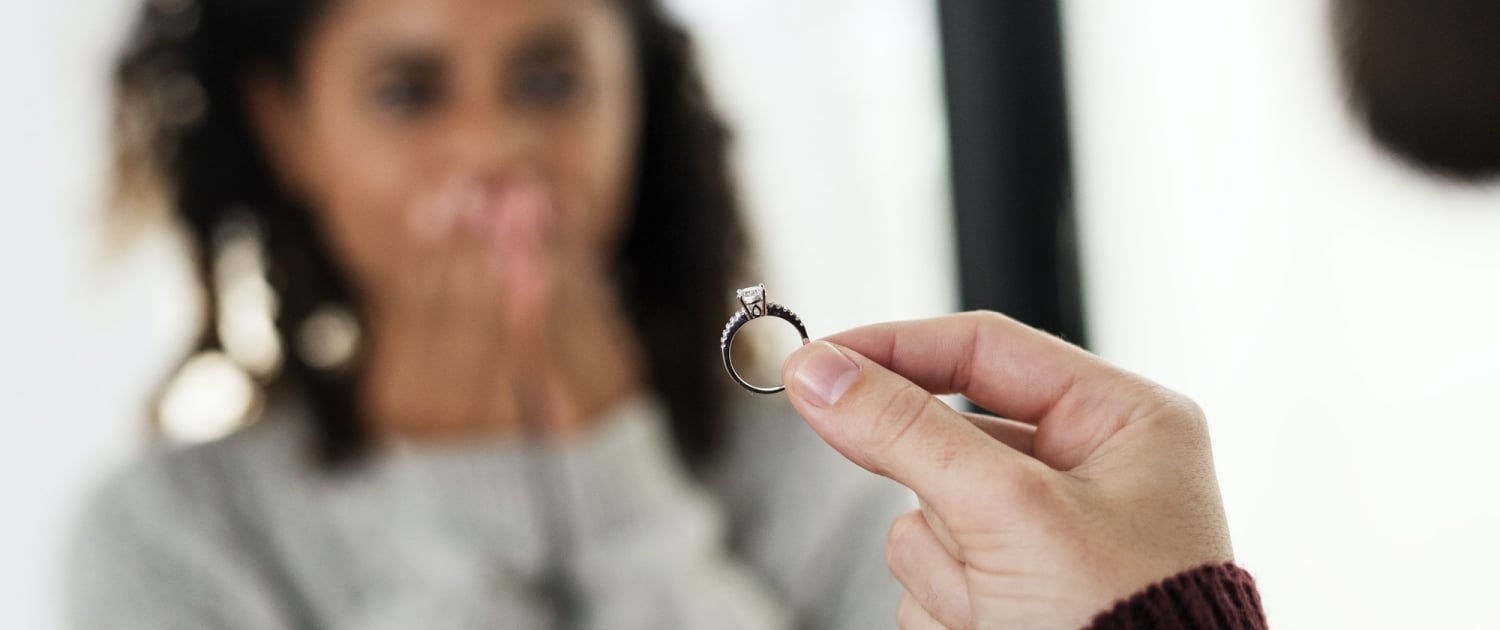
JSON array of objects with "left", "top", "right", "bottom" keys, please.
[{"left": 69, "top": 0, "right": 908, "bottom": 627}]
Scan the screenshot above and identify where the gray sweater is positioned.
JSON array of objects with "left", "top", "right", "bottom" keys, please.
[{"left": 67, "top": 394, "right": 911, "bottom": 629}]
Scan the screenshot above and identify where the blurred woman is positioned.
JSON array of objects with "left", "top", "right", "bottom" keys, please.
[{"left": 69, "top": 0, "right": 908, "bottom": 627}]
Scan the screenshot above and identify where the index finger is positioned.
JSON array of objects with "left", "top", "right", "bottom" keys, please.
[
  {"left": 824, "top": 311, "right": 1164, "bottom": 469},
  {"left": 781, "top": 340, "right": 1035, "bottom": 509}
]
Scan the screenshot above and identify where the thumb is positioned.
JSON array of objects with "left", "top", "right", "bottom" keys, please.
[{"left": 782, "top": 341, "right": 1029, "bottom": 508}]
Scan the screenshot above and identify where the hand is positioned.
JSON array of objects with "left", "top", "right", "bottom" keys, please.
[
  {"left": 780, "top": 312, "right": 1233, "bottom": 630},
  {"left": 360, "top": 173, "right": 642, "bottom": 440}
]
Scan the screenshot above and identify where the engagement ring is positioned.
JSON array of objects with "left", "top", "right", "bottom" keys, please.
[{"left": 720, "top": 284, "right": 809, "bottom": 394}]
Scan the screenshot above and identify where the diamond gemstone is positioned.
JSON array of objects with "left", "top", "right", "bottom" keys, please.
[{"left": 736, "top": 285, "right": 765, "bottom": 302}]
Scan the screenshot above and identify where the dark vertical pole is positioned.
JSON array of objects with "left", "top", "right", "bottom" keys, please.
[{"left": 937, "top": 0, "right": 1088, "bottom": 346}]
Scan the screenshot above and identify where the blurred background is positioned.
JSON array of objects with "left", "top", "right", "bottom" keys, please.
[{"left": 4, "top": 0, "right": 1499, "bottom": 628}]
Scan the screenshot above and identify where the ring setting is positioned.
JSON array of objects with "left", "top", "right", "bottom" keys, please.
[{"left": 721, "top": 284, "right": 809, "bottom": 394}]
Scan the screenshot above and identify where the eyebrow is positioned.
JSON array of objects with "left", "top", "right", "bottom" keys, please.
[
  {"left": 354, "top": 16, "right": 584, "bottom": 83},
  {"left": 507, "top": 20, "right": 583, "bottom": 66},
  {"left": 363, "top": 45, "right": 445, "bottom": 81}
]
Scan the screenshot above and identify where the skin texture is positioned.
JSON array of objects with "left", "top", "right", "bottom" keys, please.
[
  {"left": 781, "top": 312, "right": 1234, "bottom": 629},
  {"left": 248, "top": 0, "right": 645, "bottom": 440}
]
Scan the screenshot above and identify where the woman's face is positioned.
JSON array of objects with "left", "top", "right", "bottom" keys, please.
[{"left": 251, "top": 0, "right": 639, "bottom": 311}]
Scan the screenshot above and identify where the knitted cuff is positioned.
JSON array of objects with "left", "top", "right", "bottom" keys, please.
[{"left": 1086, "top": 562, "right": 1267, "bottom": 630}]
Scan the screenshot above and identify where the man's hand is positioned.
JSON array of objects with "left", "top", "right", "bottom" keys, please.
[{"left": 782, "top": 312, "right": 1233, "bottom": 629}]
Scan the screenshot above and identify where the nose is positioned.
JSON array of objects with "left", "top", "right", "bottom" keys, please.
[{"left": 442, "top": 100, "right": 542, "bottom": 183}]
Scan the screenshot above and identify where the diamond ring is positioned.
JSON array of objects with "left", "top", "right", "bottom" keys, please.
[{"left": 720, "top": 284, "right": 810, "bottom": 394}]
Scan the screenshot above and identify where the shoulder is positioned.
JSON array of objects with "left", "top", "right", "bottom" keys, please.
[
  {"left": 69, "top": 417, "right": 304, "bottom": 585},
  {"left": 67, "top": 419, "right": 307, "bottom": 627},
  {"left": 76, "top": 418, "right": 297, "bottom": 534},
  {"left": 77, "top": 436, "right": 243, "bottom": 536}
]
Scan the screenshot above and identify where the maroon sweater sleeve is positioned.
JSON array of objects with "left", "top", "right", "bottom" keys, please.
[{"left": 1086, "top": 562, "right": 1267, "bottom": 630}]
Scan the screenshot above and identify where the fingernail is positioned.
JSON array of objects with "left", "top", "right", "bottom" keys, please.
[{"left": 791, "top": 341, "right": 860, "bottom": 407}]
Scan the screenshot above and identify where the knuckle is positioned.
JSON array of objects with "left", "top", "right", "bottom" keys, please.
[
  {"left": 996, "top": 462, "right": 1063, "bottom": 514},
  {"left": 962, "top": 309, "right": 1004, "bottom": 323},
  {"left": 1173, "top": 392, "right": 1209, "bottom": 425},
  {"left": 1174, "top": 397, "right": 1210, "bottom": 435},
  {"left": 869, "top": 383, "right": 937, "bottom": 454},
  {"left": 1143, "top": 386, "right": 1210, "bottom": 437},
  {"left": 961, "top": 309, "right": 1010, "bottom": 335}
]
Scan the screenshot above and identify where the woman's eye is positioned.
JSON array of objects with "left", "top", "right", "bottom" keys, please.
[
  {"left": 373, "top": 77, "right": 439, "bottom": 116},
  {"left": 511, "top": 63, "right": 584, "bottom": 109}
]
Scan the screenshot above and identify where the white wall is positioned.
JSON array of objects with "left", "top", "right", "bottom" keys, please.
[
  {"left": 2, "top": 1, "right": 195, "bottom": 629},
  {"left": 1064, "top": 2, "right": 1500, "bottom": 628},
  {"left": 0, "top": 2, "right": 955, "bottom": 628},
  {"left": 666, "top": 0, "right": 958, "bottom": 333}
]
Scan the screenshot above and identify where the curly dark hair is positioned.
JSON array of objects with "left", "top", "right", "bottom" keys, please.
[{"left": 112, "top": 0, "right": 749, "bottom": 467}]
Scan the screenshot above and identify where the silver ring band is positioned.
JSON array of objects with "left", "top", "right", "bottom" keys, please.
[{"left": 721, "top": 284, "right": 810, "bottom": 394}]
